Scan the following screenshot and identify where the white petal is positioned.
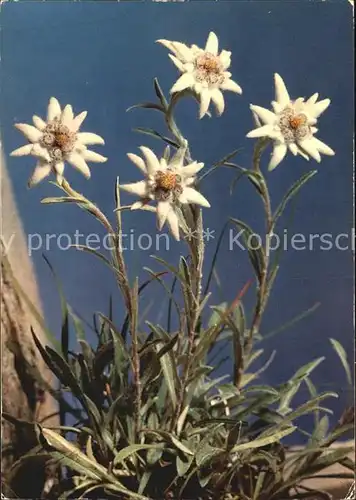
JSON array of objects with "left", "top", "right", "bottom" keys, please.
[
  {"left": 32, "top": 115, "right": 47, "bottom": 130},
  {"left": 274, "top": 73, "right": 290, "bottom": 107},
  {"left": 219, "top": 50, "right": 231, "bottom": 70},
  {"left": 127, "top": 153, "right": 147, "bottom": 173},
  {"left": 168, "top": 54, "right": 186, "bottom": 72},
  {"left": 160, "top": 157, "right": 168, "bottom": 169},
  {"left": 76, "top": 132, "right": 105, "bottom": 146},
  {"left": 194, "top": 82, "right": 203, "bottom": 94},
  {"left": 309, "top": 98, "right": 331, "bottom": 118},
  {"left": 54, "top": 161, "right": 65, "bottom": 185},
  {"left": 310, "top": 136, "right": 335, "bottom": 156},
  {"left": 184, "top": 176, "right": 195, "bottom": 186},
  {"left": 31, "top": 143, "right": 51, "bottom": 161},
  {"left": 131, "top": 199, "right": 150, "bottom": 210},
  {"left": 246, "top": 124, "right": 276, "bottom": 139},
  {"left": 121, "top": 180, "right": 148, "bottom": 197},
  {"left": 171, "top": 41, "right": 195, "bottom": 62},
  {"left": 28, "top": 162, "right": 52, "bottom": 187},
  {"left": 220, "top": 78, "right": 242, "bottom": 94},
  {"left": 157, "top": 201, "right": 171, "bottom": 230},
  {"left": 171, "top": 73, "right": 195, "bottom": 93},
  {"left": 211, "top": 89, "right": 225, "bottom": 116},
  {"left": 47, "top": 97, "right": 61, "bottom": 122},
  {"left": 182, "top": 161, "right": 204, "bottom": 178},
  {"left": 169, "top": 140, "right": 188, "bottom": 168},
  {"left": 268, "top": 143, "right": 288, "bottom": 171},
  {"left": 139, "top": 146, "right": 160, "bottom": 175},
  {"left": 250, "top": 105, "right": 276, "bottom": 125},
  {"left": 199, "top": 90, "right": 211, "bottom": 119},
  {"left": 166, "top": 210, "right": 180, "bottom": 241},
  {"left": 293, "top": 97, "right": 305, "bottom": 112},
  {"left": 71, "top": 111, "right": 87, "bottom": 132},
  {"left": 307, "top": 93, "right": 319, "bottom": 106},
  {"left": 295, "top": 145, "right": 310, "bottom": 161},
  {"left": 288, "top": 143, "right": 299, "bottom": 156},
  {"left": 82, "top": 149, "right": 107, "bottom": 163},
  {"left": 298, "top": 138, "right": 321, "bottom": 162},
  {"left": 67, "top": 152, "right": 91, "bottom": 178},
  {"left": 61, "top": 105, "right": 74, "bottom": 127},
  {"left": 15, "top": 123, "right": 43, "bottom": 143},
  {"left": 271, "top": 100, "right": 284, "bottom": 114},
  {"left": 205, "top": 32, "right": 219, "bottom": 56},
  {"left": 10, "top": 144, "right": 33, "bottom": 157},
  {"left": 157, "top": 39, "right": 193, "bottom": 63},
  {"left": 179, "top": 187, "right": 210, "bottom": 207}
]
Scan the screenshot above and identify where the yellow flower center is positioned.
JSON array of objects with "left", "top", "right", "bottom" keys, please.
[
  {"left": 289, "top": 114, "right": 307, "bottom": 130},
  {"left": 196, "top": 53, "right": 221, "bottom": 74},
  {"left": 155, "top": 171, "right": 178, "bottom": 191},
  {"left": 55, "top": 131, "right": 71, "bottom": 149},
  {"left": 195, "top": 53, "right": 224, "bottom": 85}
]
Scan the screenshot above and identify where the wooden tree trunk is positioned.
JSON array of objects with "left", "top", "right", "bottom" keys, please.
[{"left": 1, "top": 147, "right": 58, "bottom": 498}]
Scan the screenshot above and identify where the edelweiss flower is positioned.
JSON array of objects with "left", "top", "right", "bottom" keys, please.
[
  {"left": 11, "top": 97, "right": 107, "bottom": 186},
  {"left": 120, "top": 145, "right": 210, "bottom": 240},
  {"left": 246, "top": 74, "right": 335, "bottom": 171},
  {"left": 157, "top": 32, "right": 242, "bottom": 119}
]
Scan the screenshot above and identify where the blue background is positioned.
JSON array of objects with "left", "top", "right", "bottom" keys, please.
[{"left": 1, "top": 1, "right": 353, "bottom": 443}]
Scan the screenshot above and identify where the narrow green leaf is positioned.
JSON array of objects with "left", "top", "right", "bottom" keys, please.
[
  {"left": 133, "top": 127, "right": 179, "bottom": 148},
  {"left": 68, "top": 244, "right": 113, "bottom": 269},
  {"left": 280, "top": 392, "right": 338, "bottom": 428},
  {"left": 176, "top": 453, "right": 194, "bottom": 477},
  {"left": 213, "top": 148, "right": 243, "bottom": 167},
  {"left": 153, "top": 77, "right": 168, "bottom": 109},
  {"left": 144, "top": 430, "right": 194, "bottom": 456},
  {"left": 42, "top": 254, "right": 70, "bottom": 358},
  {"left": 253, "top": 471, "right": 267, "bottom": 500},
  {"left": 68, "top": 306, "right": 86, "bottom": 342},
  {"left": 203, "top": 221, "right": 230, "bottom": 295},
  {"left": 230, "top": 426, "right": 296, "bottom": 453},
  {"left": 155, "top": 337, "right": 178, "bottom": 409},
  {"left": 262, "top": 302, "right": 321, "bottom": 342},
  {"left": 230, "top": 218, "right": 265, "bottom": 283},
  {"left": 121, "top": 270, "right": 167, "bottom": 338},
  {"left": 272, "top": 170, "right": 317, "bottom": 229},
  {"left": 329, "top": 338, "right": 352, "bottom": 385},
  {"left": 40, "top": 196, "right": 85, "bottom": 204},
  {"left": 309, "top": 415, "right": 329, "bottom": 446},
  {"left": 113, "top": 444, "right": 164, "bottom": 466},
  {"left": 208, "top": 302, "right": 229, "bottom": 328},
  {"left": 230, "top": 167, "right": 265, "bottom": 196},
  {"left": 126, "top": 102, "right": 164, "bottom": 113},
  {"left": 278, "top": 357, "right": 325, "bottom": 413}
]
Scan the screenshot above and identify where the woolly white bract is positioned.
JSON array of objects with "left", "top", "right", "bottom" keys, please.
[
  {"left": 11, "top": 97, "right": 107, "bottom": 186},
  {"left": 246, "top": 74, "right": 335, "bottom": 171},
  {"left": 157, "top": 32, "right": 242, "bottom": 119},
  {"left": 120, "top": 144, "right": 210, "bottom": 240}
]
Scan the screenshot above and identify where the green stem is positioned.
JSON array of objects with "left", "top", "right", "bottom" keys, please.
[
  {"left": 237, "top": 139, "right": 273, "bottom": 387},
  {"left": 164, "top": 93, "right": 205, "bottom": 432}
]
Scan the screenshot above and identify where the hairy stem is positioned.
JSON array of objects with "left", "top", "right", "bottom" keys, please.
[
  {"left": 237, "top": 139, "right": 273, "bottom": 387},
  {"left": 165, "top": 93, "right": 205, "bottom": 431}
]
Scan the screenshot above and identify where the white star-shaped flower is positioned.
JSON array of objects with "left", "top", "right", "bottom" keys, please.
[
  {"left": 246, "top": 73, "right": 335, "bottom": 171},
  {"left": 157, "top": 32, "right": 242, "bottom": 119},
  {"left": 120, "top": 144, "right": 210, "bottom": 241},
  {"left": 10, "top": 97, "right": 107, "bottom": 187}
]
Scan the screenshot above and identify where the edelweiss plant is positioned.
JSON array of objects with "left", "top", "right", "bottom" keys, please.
[{"left": 3, "top": 30, "right": 353, "bottom": 500}]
